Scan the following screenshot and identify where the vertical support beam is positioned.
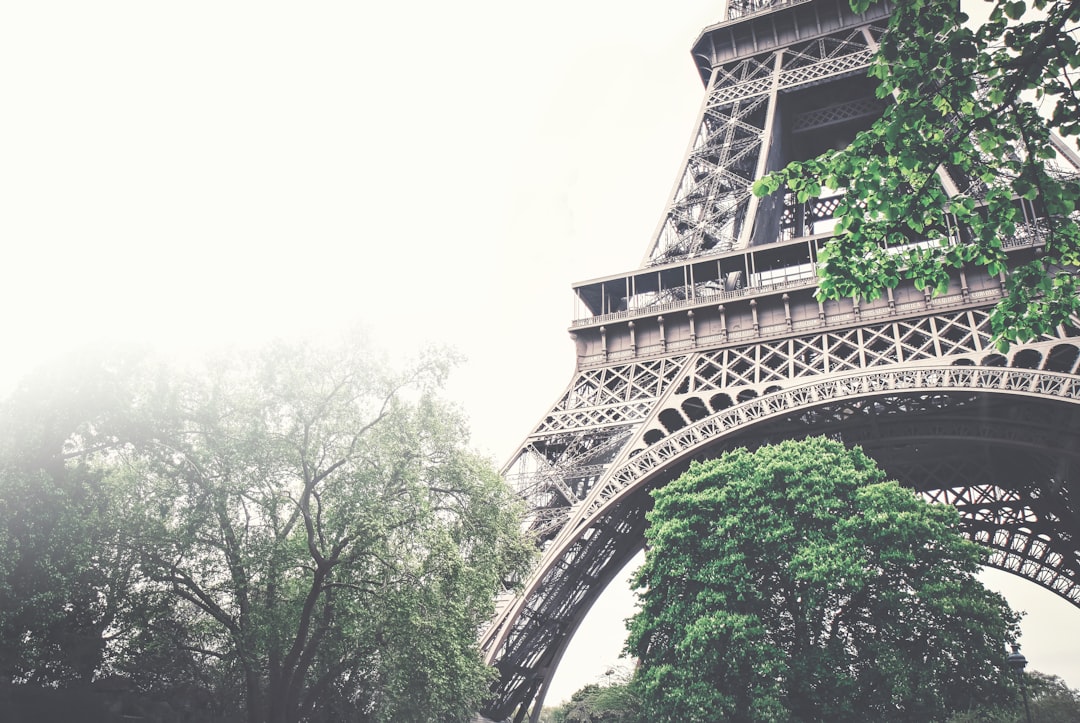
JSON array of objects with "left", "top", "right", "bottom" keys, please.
[
  {"left": 929, "top": 315, "right": 943, "bottom": 357},
  {"left": 737, "top": 49, "right": 784, "bottom": 248},
  {"left": 639, "top": 65, "right": 724, "bottom": 266},
  {"left": 892, "top": 319, "right": 905, "bottom": 363},
  {"left": 968, "top": 310, "right": 984, "bottom": 352}
]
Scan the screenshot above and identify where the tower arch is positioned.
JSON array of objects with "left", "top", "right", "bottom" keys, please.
[{"left": 480, "top": 0, "right": 1080, "bottom": 718}]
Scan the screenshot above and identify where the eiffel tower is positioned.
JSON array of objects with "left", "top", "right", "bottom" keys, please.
[{"left": 480, "top": 1, "right": 1080, "bottom": 720}]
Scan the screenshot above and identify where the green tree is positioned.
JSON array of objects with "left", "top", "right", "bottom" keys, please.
[
  {"left": 948, "top": 671, "right": 1080, "bottom": 722},
  {"left": 542, "top": 670, "right": 641, "bottom": 723},
  {"left": 753, "top": 0, "right": 1080, "bottom": 348},
  {"left": 0, "top": 351, "right": 146, "bottom": 687},
  {"left": 2, "top": 337, "right": 533, "bottom": 723},
  {"left": 626, "top": 437, "right": 1020, "bottom": 723}
]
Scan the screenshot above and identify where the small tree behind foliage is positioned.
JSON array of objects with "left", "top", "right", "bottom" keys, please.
[{"left": 626, "top": 437, "right": 1020, "bottom": 723}]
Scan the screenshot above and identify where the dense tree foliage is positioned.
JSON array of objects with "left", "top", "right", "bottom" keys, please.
[
  {"left": 626, "top": 438, "right": 1020, "bottom": 723},
  {"left": 948, "top": 671, "right": 1080, "bottom": 722},
  {"left": 541, "top": 670, "right": 640, "bottom": 723},
  {"left": 754, "top": 0, "right": 1080, "bottom": 348},
  {"left": 0, "top": 352, "right": 146, "bottom": 687},
  {"left": 0, "top": 337, "right": 532, "bottom": 723}
]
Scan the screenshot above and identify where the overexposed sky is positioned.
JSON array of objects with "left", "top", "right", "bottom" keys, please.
[{"left": 3, "top": 0, "right": 1078, "bottom": 708}]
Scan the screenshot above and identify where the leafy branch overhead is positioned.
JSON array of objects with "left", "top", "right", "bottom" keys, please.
[{"left": 753, "top": 0, "right": 1080, "bottom": 349}]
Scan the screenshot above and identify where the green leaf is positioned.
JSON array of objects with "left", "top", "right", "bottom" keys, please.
[
  {"left": 752, "top": 177, "right": 775, "bottom": 197},
  {"left": 1004, "top": 0, "right": 1027, "bottom": 19}
]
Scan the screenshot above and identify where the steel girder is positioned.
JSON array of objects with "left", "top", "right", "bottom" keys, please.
[
  {"left": 480, "top": 0, "right": 1080, "bottom": 719},
  {"left": 482, "top": 313, "right": 1080, "bottom": 720},
  {"left": 643, "top": 23, "right": 885, "bottom": 265}
]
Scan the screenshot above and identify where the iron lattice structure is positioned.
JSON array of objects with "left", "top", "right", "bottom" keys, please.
[{"left": 480, "top": 0, "right": 1080, "bottom": 720}]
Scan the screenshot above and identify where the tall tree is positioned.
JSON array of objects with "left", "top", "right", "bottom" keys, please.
[
  {"left": 2, "top": 337, "right": 533, "bottom": 723},
  {"left": 753, "top": 0, "right": 1080, "bottom": 348},
  {"left": 626, "top": 437, "right": 1020, "bottom": 723},
  {"left": 106, "top": 338, "right": 533, "bottom": 723}
]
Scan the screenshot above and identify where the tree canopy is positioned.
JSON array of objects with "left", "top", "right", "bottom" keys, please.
[
  {"left": 541, "top": 668, "right": 640, "bottom": 723},
  {"left": 0, "top": 337, "right": 532, "bottom": 723},
  {"left": 0, "top": 351, "right": 147, "bottom": 688},
  {"left": 948, "top": 671, "right": 1080, "bottom": 722},
  {"left": 754, "top": 0, "right": 1080, "bottom": 348},
  {"left": 626, "top": 437, "right": 1021, "bottom": 723}
]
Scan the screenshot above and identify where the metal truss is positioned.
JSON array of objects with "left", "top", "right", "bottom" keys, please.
[
  {"left": 791, "top": 96, "right": 887, "bottom": 132},
  {"left": 645, "top": 24, "right": 885, "bottom": 264},
  {"left": 481, "top": 1, "right": 1080, "bottom": 719},
  {"left": 592, "top": 361, "right": 1080, "bottom": 522},
  {"left": 484, "top": 324, "right": 1080, "bottom": 721},
  {"left": 726, "top": 0, "right": 814, "bottom": 21}
]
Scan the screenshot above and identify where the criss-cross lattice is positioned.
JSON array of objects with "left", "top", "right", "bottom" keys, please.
[
  {"left": 480, "top": 4, "right": 1080, "bottom": 719},
  {"left": 791, "top": 97, "right": 888, "bottom": 132},
  {"left": 779, "top": 28, "right": 877, "bottom": 88},
  {"left": 646, "top": 25, "right": 886, "bottom": 266}
]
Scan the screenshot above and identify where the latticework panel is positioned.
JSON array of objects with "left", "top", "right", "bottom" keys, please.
[
  {"left": 681, "top": 309, "right": 993, "bottom": 398},
  {"left": 650, "top": 91, "right": 770, "bottom": 261},
  {"left": 506, "top": 425, "right": 636, "bottom": 542},
  {"left": 778, "top": 27, "right": 879, "bottom": 89},
  {"left": 500, "top": 355, "right": 694, "bottom": 544},
  {"left": 536, "top": 357, "right": 687, "bottom": 433},
  {"left": 485, "top": 359, "right": 1080, "bottom": 721},
  {"left": 726, "top": 0, "right": 816, "bottom": 20},
  {"left": 646, "top": 25, "right": 886, "bottom": 265},
  {"left": 595, "top": 364, "right": 1080, "bottom": 523},
  {"left": 791, "top": 96, "right": 887, "bottom": 132}
]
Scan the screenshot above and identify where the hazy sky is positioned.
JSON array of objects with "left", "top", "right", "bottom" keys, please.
[{"left": 3, "top": 0, "right": 1077, "bottom": 708}]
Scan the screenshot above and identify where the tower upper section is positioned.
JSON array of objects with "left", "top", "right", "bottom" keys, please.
[{"left": 640, "top": 0, "right": 893, "bottom": 267}]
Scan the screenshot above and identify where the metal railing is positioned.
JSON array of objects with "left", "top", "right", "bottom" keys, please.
[{"left": 724, "top": 0, "right": 816, "bottom": 22}]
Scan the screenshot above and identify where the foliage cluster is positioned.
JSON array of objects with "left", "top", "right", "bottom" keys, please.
[
  {"left": 947, "top": 671, "right": 1080, "bottom": 722},
  {"left": 625, "top": 438, "right": 1021, "bottom": 723},
  {"left": 546, "top": 668, "right": 1080, "bottom": 723},
  {"left": 0, "top": 337, "right": 533, "bottom": 723},
  {"left": 754, "top": 0, "right": 1080, "bottom": 348},
  {"left": 540, "top": 668, "right": 640, "bottom": 723}
]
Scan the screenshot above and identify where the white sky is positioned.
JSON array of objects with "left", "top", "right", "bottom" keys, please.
[{"left": 2, "top": 0, "right": 1077, "bottom": 708}]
